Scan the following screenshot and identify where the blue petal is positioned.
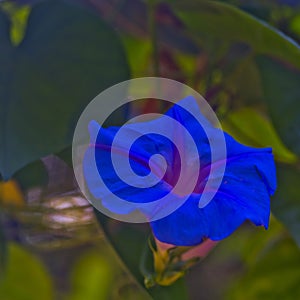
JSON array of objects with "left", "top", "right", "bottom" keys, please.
[
  {"left": 151, "top": 136, "right": 276, "bottom": 246},
  {"left": 83, "top": 96, "right": 276, "bottom": 243},
  {"left": 84, "top": 96, "right": 211, "bottom": 206},
  {"left": 84, "top": 124, "right": 173, "bottom": 204}
]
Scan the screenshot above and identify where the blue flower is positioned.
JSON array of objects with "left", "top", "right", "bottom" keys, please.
[{"left": 83, "top": 96, "right": 276, "bottom": 246}]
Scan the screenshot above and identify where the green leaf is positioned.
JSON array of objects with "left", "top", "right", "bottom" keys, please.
[
  {"left": 0, "top": 0, "right": 129, "bottom": 179},
  {"left": 271, "top": 164, "right": 300, "bottom": 247},
  {"left": 67, "top": 250, "right": 114, "bottom": 300},
  {"left": 169, "top": 0, "right": 300, "bottom": 67},
  {"left": 95, "top": 212, "right": 189, "bottom": 300},
  {"left": 0, "top": 243, "right": 53, "bottom": 300},
  {"left": 256, "top": 55, "right": 300, "bottom": 156},
  {"left": 221, "top": 108, "right": 298, "bottom": 163}
]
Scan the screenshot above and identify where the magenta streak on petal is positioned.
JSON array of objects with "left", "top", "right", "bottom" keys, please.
[
  {"left": 169, "top": 109, "right": 187, "bottom": 187},
  {"left": 90, "top": 143, "right": 167, "bottom": 181}
]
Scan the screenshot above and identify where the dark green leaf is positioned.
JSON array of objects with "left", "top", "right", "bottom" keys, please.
[
  {"left": 272, "top": 164, "right": 300, "bottom": 247},
  {"left": 256, "top": 55, "right": 300, "bottom": 156},
  {"left": 13, "top": 159, "right": 48, "bottom": 190},
  {"left": 0, "top": 0, "right": 129, "bottom": 179}
]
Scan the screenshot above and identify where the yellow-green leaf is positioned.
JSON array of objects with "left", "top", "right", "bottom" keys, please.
[
  {"left": 0, "top": 243, "right": 53, "bottom": 300},
  {"left": 221, "top": 108, "right": 298, "bottom": 163}
]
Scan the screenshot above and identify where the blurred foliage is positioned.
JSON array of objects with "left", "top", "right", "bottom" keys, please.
[
  {"left": 228, "top": 237, "right": 300, "bottom": 299},
  {"left": 66, "top": 250, "right": 114, "bottom": 300},
  {"left": 0, "top": 243, "right": 54, "bottom": 300},
  {"left": 224, "top": 218, "right": 300, "bottom": 299},
  {"left": 65, "top": 246, "right": 149, "bottom": 300},
  {"left": 95, "top": 212, "right": 189, "bottom": 300},
  {"left": 0, "top": 242, "right": 150, "bottom": 300},
  {"left": 182, "top": 216, "right": 300, "bottom": 299},
  {"left": 0, "top": 0, "right": 300, "bottom": 299}
]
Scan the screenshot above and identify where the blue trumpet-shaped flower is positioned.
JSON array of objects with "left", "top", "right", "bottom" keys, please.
[{"left": 83, "top": 96, "right": 276, "bottom": 246}]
